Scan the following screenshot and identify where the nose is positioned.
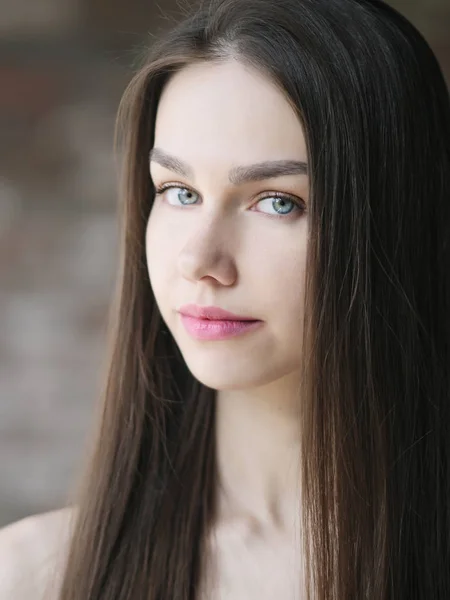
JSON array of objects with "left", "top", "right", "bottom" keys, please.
[{"left": 177, "top": 215, "right": 238, "bottom": 286}]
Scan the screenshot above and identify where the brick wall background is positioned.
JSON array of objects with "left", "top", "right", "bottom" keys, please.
[{"left": 0, "top": 0, "right": 449, "bottom": 527}]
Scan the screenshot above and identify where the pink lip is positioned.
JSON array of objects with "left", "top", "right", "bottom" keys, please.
[
  {"left": 178, "top": 304, "right": 257, "bottom": 321},
  {"left": 178, "top": 304, "right": 263, "bottom": 341},
  {"left": 179, "top": 315, "right": 263, "bottom": 340}
]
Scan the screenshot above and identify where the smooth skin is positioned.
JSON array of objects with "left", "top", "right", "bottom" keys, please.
[
  {"left": 147, "top": 59, "right": 310, "bottom": 598},
  {"left": 0, "top": 506, "right": 75, "bottom": 599}
]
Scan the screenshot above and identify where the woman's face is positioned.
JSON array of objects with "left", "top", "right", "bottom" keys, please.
[{"left": 146, "top": 59, "right": 309, "bottom": 391}]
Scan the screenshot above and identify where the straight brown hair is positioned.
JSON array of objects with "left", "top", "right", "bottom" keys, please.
[{"left": 57, "top": 0, "right": 450, "bottom": 598}]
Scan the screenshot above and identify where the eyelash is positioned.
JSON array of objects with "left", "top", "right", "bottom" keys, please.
[{"left": 153, "top": 182, "right": 306, "bottom": 218}]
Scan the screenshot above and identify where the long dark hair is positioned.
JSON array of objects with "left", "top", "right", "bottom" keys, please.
[{"left": 56, "top": 0, "right": 450, "bottom": 598}]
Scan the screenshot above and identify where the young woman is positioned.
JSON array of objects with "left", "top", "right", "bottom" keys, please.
[{"left": 1, "top": 0, "right": 449, "bottom": 598}]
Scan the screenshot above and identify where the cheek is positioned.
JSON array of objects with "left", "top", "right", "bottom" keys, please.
[
  {"left": 250, "top": 232, "right": 307, "bottom": 314},
  {"left": 281, "top": 260, "right": 306, "bottom": 311},
  {"left": 271, "top": 265, "right": 306, "bottom": 331},
  {"left": 255, "top": 247, "right": 306, "bottom": 362},
  {"left": 145, "top": 214, "right": 171, "bottom": 299},
  {"left": 268, "top": 258, "right": 306, "bottom": 364}
]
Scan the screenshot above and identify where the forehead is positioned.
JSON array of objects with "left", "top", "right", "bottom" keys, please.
[{"left": 153, "top": 60, "right": 307, "bottom": 167}]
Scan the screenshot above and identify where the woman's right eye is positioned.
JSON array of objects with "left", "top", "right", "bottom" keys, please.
[{"left": 155, "top": 185, "right": 200, "bottom": 206}]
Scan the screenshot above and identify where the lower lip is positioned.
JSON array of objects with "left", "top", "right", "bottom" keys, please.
[{"left": 179, "top": 314, "right": 263, "bottom": 340}]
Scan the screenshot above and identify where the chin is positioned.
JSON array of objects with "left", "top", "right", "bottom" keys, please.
[{"left": 179, "top": 352, "right": 283, "bottom": 391}]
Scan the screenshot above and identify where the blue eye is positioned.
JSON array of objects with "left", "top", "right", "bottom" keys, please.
[
  {"left": 155, "top": 186, "right": 199, "bottom": 206},
  {"left": 255, "top": 195, "right": 298, "bottom": 216},
  {"left": 154, "top": 184, "right": 305, "bottom": 218}
]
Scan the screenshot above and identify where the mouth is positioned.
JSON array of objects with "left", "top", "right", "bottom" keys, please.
[
  {"left": 179, "top": 315, "right": 263, "bottom": 341},
  {"left": 178, "top": 304, "right": 259, "bottom": 321}
]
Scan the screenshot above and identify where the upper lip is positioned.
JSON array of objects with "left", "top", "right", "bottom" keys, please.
[{"left": 178, "top": 304, "right": 259, "bottom": 321}]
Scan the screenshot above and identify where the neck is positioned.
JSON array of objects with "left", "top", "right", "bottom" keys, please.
[{"left": 214, "top": 372, "right": 302, "bottom": 536}]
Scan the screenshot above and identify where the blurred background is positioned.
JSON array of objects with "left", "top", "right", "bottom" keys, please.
[{"left": 0, "top": 0, "right": 449, "bottom": 528}]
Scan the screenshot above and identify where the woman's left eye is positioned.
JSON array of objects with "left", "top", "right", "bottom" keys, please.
[
  {"left": 253, "top": 194, "right": 303, "bottom": 217},
  {"left": 154, "top": 185, "right": 304, "bottom": 218}
]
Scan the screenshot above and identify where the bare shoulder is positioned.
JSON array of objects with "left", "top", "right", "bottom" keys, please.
[{"left": 0, "top": 506, "right": 77, "bottom": 600}]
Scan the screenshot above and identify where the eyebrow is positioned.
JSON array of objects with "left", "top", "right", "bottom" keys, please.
[{"left": 149, "top": 147, "right": 308, "bottom": 185}]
